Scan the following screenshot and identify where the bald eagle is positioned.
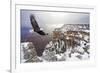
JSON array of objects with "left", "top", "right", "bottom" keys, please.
[{"left": 30, "top": 15, "right": 46, "bottom": 35}]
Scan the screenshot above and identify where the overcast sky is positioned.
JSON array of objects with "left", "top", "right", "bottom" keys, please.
[{"left": 21, "top": 10, "right": 89, "bottom": 33}]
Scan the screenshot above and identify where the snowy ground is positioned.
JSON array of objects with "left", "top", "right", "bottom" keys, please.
[{"left": 21, "top": 40, "right": 90, "bottom": 63}]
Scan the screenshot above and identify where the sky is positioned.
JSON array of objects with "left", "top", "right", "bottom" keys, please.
[{"left": 20, "top": 10, "right": 90, "bottom": 34}]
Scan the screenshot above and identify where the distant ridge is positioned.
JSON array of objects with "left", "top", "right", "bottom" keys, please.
[{"left": 55, "top": 24, "right": 89, "bottom": 32}]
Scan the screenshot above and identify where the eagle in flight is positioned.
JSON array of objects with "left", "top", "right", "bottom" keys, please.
[{"left": 30, "top": 15, "right": 46, "bottom": 35}]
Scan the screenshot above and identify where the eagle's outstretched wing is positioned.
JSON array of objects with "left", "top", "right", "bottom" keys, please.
[{"left": 30, "top": 15, "right": 46, "bottom": 35}]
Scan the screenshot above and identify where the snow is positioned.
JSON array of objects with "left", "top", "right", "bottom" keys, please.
[
  {"left": 21, "top": 24, "right": 90, "bottom": 63},
  {"left": 21, "top": 39, "right": 90, "bottom": 63}
]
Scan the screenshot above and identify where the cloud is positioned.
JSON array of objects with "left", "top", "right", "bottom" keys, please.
[
  {"left": 29, "top": 29, "right": 34, "bottom": 33},
  {"left": 21, "top": 10, "right": 89, "bottom": 34}
]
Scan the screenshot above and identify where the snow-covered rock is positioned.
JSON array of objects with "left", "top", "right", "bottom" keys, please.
[
  {"left": 42, "top": 48, "right": 57, "bottom": 62},
  {"left": 21, "top": 42, "right": 39, "bottom": 63},
  {"left": 21, "top": 24, "right": 90, "bottom": 63}
]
